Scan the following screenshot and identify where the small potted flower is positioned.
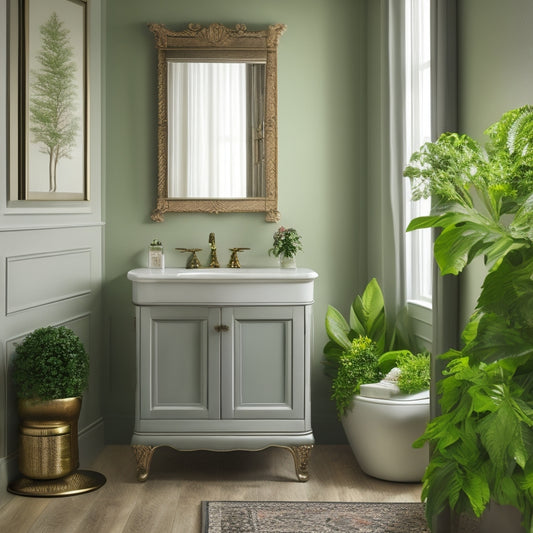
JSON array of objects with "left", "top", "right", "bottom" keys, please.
[{"left": 268, "top": 226, "right": 303, "bottom": 268}]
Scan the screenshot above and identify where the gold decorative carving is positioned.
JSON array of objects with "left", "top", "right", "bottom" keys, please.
[
  {"left": 285, "top": 445, "right": 313, "bottom": 482},
  {"left": 130, "top": 444, "right": 312, "bottom": 482},
  {"left": 266, "top": 209, "right": 281, "bottom": 222},
  {"left": 132, "top": 444, "right": 159, "bottom": 482},
  {"left": 148, "top": 22, "right": 286, "bottom": 222},
  {"left": 181, "top": 22, "right": 248, "bottom": 45}
]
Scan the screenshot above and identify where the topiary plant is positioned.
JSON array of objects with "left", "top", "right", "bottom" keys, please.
[{"left": 13, "top": 326, "right": 89, "bottom": 400}]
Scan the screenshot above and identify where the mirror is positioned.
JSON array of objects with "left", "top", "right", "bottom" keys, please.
[
  {"left": 167, "top": 61, "right": 266, "bottom": 199},
  {"left": 148, "top": 23, "right": 286, "bottom": 222}
]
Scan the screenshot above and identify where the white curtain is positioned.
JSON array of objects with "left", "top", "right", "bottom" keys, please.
[
  {"left": 366, "top": 0, "right": 406, "bottom": 319},
  {"left": 168, "top": 62, "right": 248, "bottom": 198},
  {"left": 368, "top": 4, "right": 457, "bottom": 531}
]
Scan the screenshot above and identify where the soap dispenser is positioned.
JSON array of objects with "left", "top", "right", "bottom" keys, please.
[{"left": 148, "top": 239, "right": 164, "bottom": 269}]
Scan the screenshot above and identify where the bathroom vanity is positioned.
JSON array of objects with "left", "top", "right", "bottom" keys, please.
[{"left": 127, "top": 267, "right": 318, "bottom": 482}]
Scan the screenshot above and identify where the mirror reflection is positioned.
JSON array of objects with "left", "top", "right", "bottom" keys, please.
[{"left": 167, "top": 61, "right": 266, "bottom": 199}]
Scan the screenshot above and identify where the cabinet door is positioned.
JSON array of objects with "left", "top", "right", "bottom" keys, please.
[
  {"left": 139, "top": 306, "right": 220, "bottom": 420},
  {"left": 221, "top": 306, "right": 305, "bottom": 420}
]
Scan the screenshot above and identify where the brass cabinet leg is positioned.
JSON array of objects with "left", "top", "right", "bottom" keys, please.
[
  {"left": 132, "top": 445, "right": 159, "bottom": 482},
  {"left": 286, "top": 445, "right": 313, "bottom": 482}
]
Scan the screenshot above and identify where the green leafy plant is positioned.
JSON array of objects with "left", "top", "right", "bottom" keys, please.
[
  {"left": 13, "top": 326, "right": 90, "bottom": 400},
  {"left": 396, "top": 351, "right": 431, "bottom": 394},
  {"left": 405, "top": 106, "right": 533, "bottom": 531},
  {"left": 331, "top": 336, "right": 382, "bottom": 417},
  {"left": 325, "top": 278, "right": 430, "bottom": 418},
  {"left": 268, "top": 226, "right": 303, "bottom": 258},
  {"left": 378, "top": 349, "right": 431, "bottom": 391},
  {"left": 323, "top": 277, "right": 421, "bottom": 378}
]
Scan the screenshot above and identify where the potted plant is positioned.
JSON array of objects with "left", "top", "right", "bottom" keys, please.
[
  {"left": 268, "top": 226, "right": 303, "bottom": 268},
  {"left": 324, "top": 277, "right": 423, "bottom": 378},
  {"left": 324, "top": 278, "right": 430, "bottom": 481},
  {"left": 404, "top": 105, "right": 533, "bottom": 531},
  {"left": 11, "top": 325, "right": 89, "bottom": 480},
  {"left": 331, "top": 336, "right": 430, "bottom": 419}
]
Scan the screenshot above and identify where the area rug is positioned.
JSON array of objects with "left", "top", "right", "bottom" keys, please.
[{"left": 201, "top": 501, "right": 433, "bottom": 533}]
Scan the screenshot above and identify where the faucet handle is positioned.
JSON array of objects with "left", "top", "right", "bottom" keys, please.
[
  {"left": 227, "top": 247, "right": 250, "bottom": 268},
  {"left": 176, "top": 248, "right": 202, "bottom": 269}
]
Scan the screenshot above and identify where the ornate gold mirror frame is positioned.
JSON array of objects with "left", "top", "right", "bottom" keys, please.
[{"left": 149, "top": 23, "right": 286, "bottom": 222}]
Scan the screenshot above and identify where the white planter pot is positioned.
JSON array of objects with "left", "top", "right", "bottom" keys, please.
[
  {"left": 279, "top": 253, "right": 296, "bottom": 268},
  {"left": 341, "top": 393, "right": 430, "bottom": 482}
]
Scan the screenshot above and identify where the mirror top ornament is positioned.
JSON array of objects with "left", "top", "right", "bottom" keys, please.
[{"left": 148, "top": 22, "right": 286, "bottom": 222}]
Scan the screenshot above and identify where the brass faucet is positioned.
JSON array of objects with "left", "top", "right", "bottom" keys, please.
[
  {"left": 208, "top": 233, "right": 220, "bottom": 268},
  {"left": 228, "top": 247, "right": 250, "bottom": 268},
  {"left": 176, "top": 248, "right": 202, "bottom": 269}
]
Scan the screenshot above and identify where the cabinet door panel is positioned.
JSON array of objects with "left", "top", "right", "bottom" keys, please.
[
  {"left": 139, "top": 306, "right": 220, "bottom": 419},
  {"left": 239, "top": 320, "right": 288, "bottom": 404},
  {"left": 221, "top": 307, "right": 304, "bottom": 419}
]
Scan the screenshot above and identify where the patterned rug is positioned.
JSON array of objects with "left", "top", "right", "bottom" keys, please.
[{"left": 201, "top": 501, "right": 433, "bottom": 533}]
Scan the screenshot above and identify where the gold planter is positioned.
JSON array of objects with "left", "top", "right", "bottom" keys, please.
[{"left": 17, "top": 397, "right": 81, "bottom": 480}]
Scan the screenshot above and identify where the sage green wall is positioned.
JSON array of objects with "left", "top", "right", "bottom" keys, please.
[
  {"left": 457, "top": 0, "right": 533, "bottom": 326},
  {"left": 104, "top": 0, "right": 367, "bottom": 443}
]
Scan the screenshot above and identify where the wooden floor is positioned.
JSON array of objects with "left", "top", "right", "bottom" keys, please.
[{"left": 1, "top": 445, "right": 422, "bottom": 533}]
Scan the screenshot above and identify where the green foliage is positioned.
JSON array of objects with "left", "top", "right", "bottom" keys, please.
[
  {"left": 331, "top": 337, "right": 382, "bottom": 418},
  {"left": 377, "top": 349, "right": 431, "bottom": 394},
  {"left": 325, "top": 278, "right": 430, "bottom": 419},
  {"left": 406, "top": 106, "right": 533, "bottom": 531},
  {"left": 323, "top": 278, "right": 421, "bottom": 378},
  {"left": 268, "top": 226, "right": 303, "bottom": 258},
  {"left": 396, "top": 352, "right": 431, "bottom": 394},
  {"left": 405, "top": 105, "right": 533, "bottom": 276},
  {"left": 13, "top": 326, "right": 89, "bottom": 400}
]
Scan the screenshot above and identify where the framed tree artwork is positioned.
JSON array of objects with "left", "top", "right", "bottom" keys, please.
[{"left": 18, "top": 0, "right": 87, "bottom": 200}]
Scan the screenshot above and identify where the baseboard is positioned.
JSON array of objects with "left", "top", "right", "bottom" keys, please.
[
  {"left": 0, "top": 452, "right": 19, "bottom": 510},
  {"left": 79, "top": 417, "right": 105, "bottom": 467}
]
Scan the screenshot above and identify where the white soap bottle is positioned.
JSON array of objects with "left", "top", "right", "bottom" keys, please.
[{"left": 148, "top": 239, "right": 165, "bottom": 269}]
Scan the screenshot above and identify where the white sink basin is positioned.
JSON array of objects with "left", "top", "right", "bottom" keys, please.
[{"left": 127, "top": 267, "right": 318, "bottom": 305}]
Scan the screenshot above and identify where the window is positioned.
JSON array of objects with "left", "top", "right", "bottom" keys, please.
[{"left": 403, "top": 0, "right": 432, "bottom": 307}]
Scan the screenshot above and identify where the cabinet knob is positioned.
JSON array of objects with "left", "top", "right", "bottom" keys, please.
[{"left": 214, "top": 324, "right": 229, "bottom": 332}]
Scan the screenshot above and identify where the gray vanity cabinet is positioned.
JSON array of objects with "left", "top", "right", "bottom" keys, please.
[
  {"left": 136, "top": 305, "right": 305, "bottom": 426},
  {"left": 127, "top": 267, "right": 317, "bottom": 482},
  {"left": 138, "top": 306, "right": 220, "bottom": 422},
  {"left": 222, "top": 306, "right": 306, "bottom": 421}
]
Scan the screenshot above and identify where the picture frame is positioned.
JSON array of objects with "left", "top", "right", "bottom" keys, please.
[{"left": 17, "top": 0, "right": 88, "bottom": 201}]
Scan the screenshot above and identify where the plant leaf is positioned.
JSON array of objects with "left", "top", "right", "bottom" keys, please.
[
  {"left": 378, "top": 350, "right": 410, "bottom": 373},
  {"left": 462, "top": 470, "right": 490, "bottom": 517},
  {"left": 464, "top": 313, "right": 533, "bottom": 365},
  {"left": 325, "top": 305, "right": 351, "bottom": 352},
  {"left": 352, "top": 278, "right": 386, "bottom": 352}
]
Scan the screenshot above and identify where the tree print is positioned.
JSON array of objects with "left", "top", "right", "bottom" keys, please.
[{"left": 30, "top": 12, "right": 79, "bottom": 192}]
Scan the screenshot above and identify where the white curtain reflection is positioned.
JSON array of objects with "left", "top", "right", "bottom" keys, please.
[{"left": 168, "top": 62, "right": 247, "bottom": 198}]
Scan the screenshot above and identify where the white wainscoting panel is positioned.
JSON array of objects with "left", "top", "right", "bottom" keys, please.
[{"left": 6, "top": 249, "right": 92, "bottom": 314}]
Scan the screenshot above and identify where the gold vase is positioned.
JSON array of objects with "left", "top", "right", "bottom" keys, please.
[{"left": 17, "top": 397, "right": 82, "bottom": 480}]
